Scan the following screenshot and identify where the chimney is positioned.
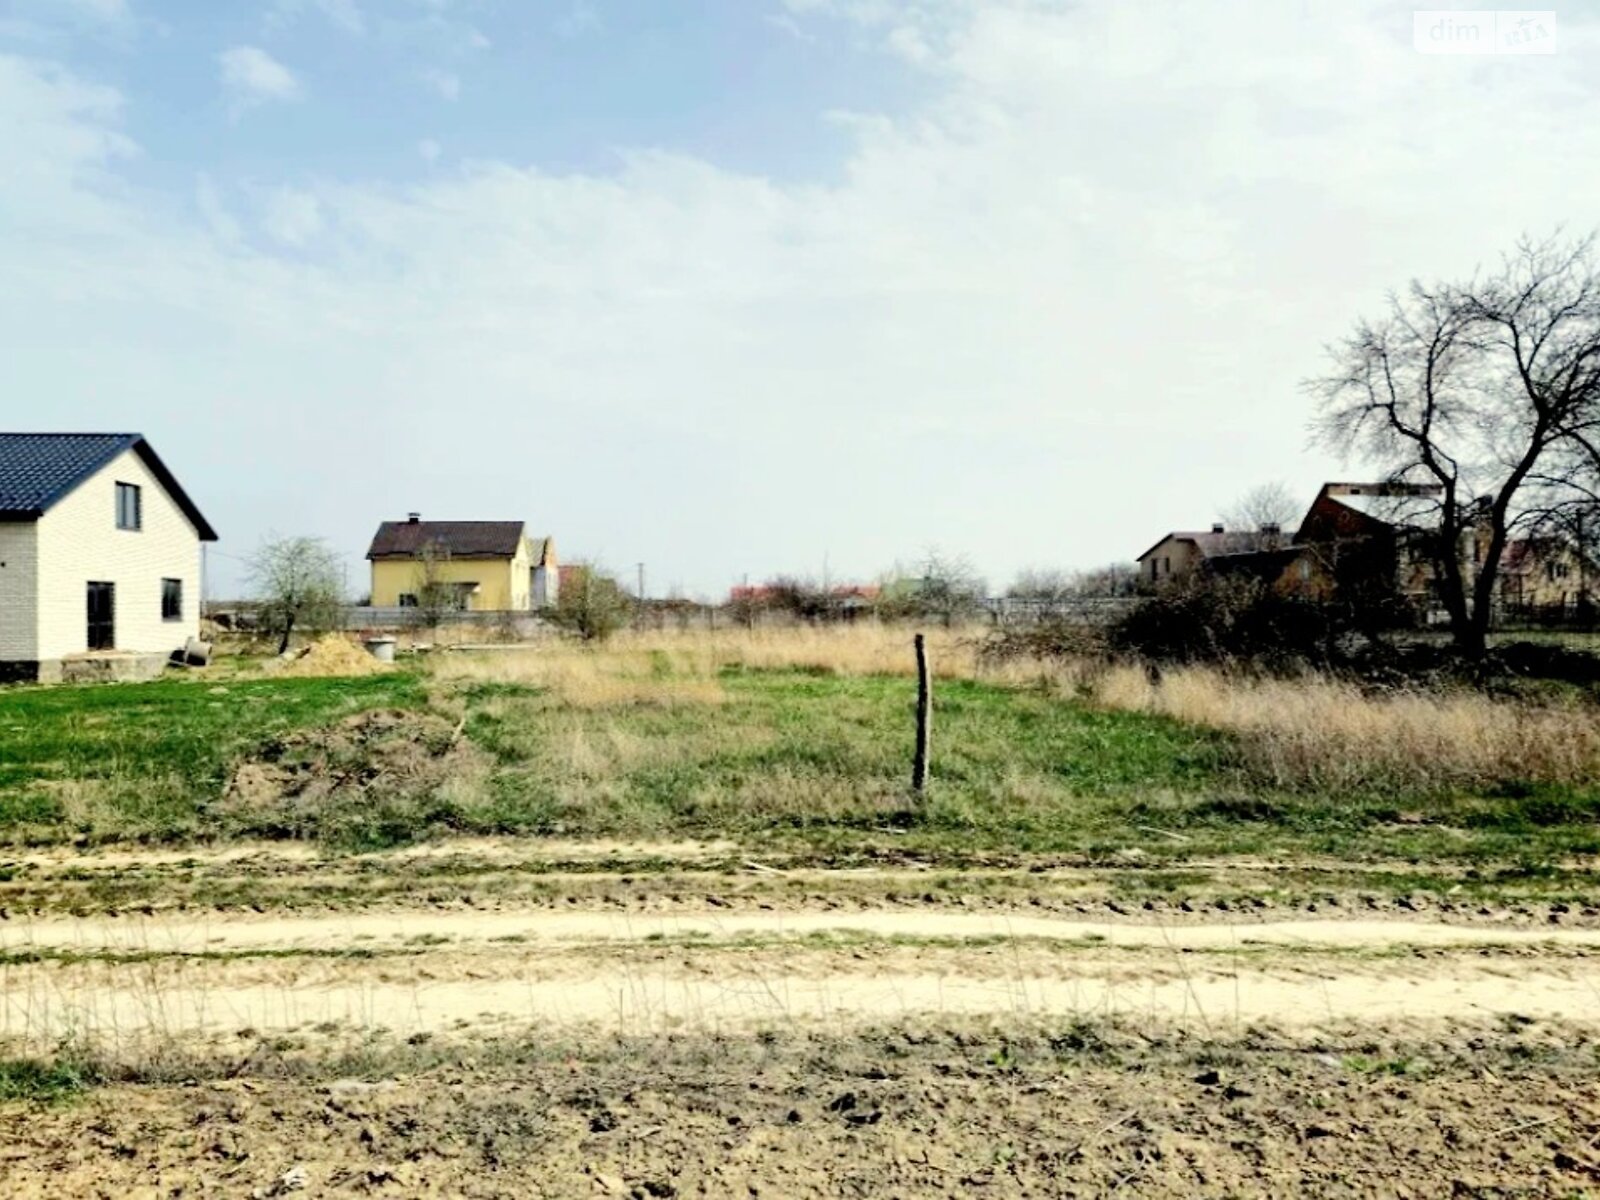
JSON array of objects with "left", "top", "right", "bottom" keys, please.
[
  {"left": 1212, "top": 523, "right": 1225, "bottom": 534},
  {"left": 407, "top": 512, "right": 421, "bottom": 524}
]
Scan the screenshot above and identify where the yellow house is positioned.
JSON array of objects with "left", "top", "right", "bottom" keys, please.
[{"left": 366, "top": 515, "right": 559, "bottom": 612}]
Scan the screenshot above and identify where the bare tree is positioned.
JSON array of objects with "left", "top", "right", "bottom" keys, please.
[
  {"left": 1221, "top": 482, "right": 1301, "bottom": 533},
  {"left": 411, "top": 538, "right": 461, "bottom": 633},
  {"left": 249, "top": 534, "right": 346, "bottom": 654},
  {"left": 885, "top": 550, "right": 987, "bottom": 627},
  {"left": 1007, "top": 568, "right": 1076, "bottom": 605},
  {"left": 1010, "top": 564, "right": 1137, "bottom": 603},
  {"left": 1309, "top": 233, "right": 1600, "bottom": 657}
]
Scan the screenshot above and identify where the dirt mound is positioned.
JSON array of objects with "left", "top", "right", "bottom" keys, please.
[
  {"left": 218, "top": 709, "right": 486, "bottom": 847},
  {"left": 272, "top": 635, "right": 392, "bottom": 678}
]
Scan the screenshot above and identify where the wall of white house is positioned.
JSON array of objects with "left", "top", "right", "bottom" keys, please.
[
  {"left": 532, "top": 563, "right": 559, "bottom": 609},
  {"left": 0, "top": 522, "right": 39, "bottom": 662},
  {"left": 34, "top": 448, "right": 202, "bottom": 661}
]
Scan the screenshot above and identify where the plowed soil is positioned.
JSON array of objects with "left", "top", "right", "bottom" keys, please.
[{"left": 3, "top": 841, "right": 1600, "bottom": 1196}]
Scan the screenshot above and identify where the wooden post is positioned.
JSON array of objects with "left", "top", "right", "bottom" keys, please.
[{"left": 912, "top": 633, "right": 931, "bottom": 792}]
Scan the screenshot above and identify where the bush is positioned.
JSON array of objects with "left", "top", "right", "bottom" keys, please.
[
  {"left": 1110, "top": 576, "right": 1340, "bottom": 670},
  {"left": 550, "top": 564, "right": 632, "bottom": 642}
]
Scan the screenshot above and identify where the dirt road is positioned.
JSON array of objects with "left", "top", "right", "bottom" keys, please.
[{"left": 3, "top": 843, "right": 1600, "bottom": 1195}]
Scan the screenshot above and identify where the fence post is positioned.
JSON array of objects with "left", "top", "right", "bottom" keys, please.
[{"left": 912, "top": 633, "right": 931, "bottom": 792}]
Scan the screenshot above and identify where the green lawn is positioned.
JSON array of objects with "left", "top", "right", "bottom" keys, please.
[
  {"left": 0, "top": 665, "right": 1596, "bottom": 864},
  {"left": 0, "top": 673, "right": 425, "bottom": 843}
]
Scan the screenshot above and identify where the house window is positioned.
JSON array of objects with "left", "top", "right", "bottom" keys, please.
[
  {"left": 116, "top": 482, "right": 142, "bottom": 531},
  {"left": 398, "top": 594, "right": 419, "bottom": 608},
  {"left": 161, "top": 578, "right": 182, "bottom": 622},
  {"left": 1163, "top": 556, "right": 1171, "bottom": 576}
]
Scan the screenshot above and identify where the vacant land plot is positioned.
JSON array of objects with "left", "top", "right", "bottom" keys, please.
[
  {"left": 2, "top": 627, "right": 1598, "bottom": 869},
  {"left": 2, "top": 627, "right": 1599, "bottom": 1195}
]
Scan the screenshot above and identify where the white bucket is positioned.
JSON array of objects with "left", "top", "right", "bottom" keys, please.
[{"left": 364, "top": 637, "right": 398, "bottom": 663}]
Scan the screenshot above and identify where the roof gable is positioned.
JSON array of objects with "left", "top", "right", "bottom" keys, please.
[
  {"left": 1137, "top": 530, "right": 1283, "bottom": 562},
  {"left": 367, "top": 520, "right": 527, "bottom": 560},
  {"left": 0, "top": 433, "right": 218, "bottom": 540}
]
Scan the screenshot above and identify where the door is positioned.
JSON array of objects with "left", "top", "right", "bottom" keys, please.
[{"left": 87, "top": 582, "right": 115, "bottom": 651}]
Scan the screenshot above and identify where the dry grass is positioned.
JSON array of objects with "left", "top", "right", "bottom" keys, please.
[
  {"left": 1067, "top": 659, "right": 1600, "bottom": 794},
  {"left": 430, "top": 625, "right": 980, "bottom": 707},
  {"left": 436, "top": 623, "right": 1599, "bottom": 796}
]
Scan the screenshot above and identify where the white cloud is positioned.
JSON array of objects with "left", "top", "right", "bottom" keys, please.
[
  {"left": 419, "top": 67, "right": 459, "bottom": 100},
  {"left": 6, "top": 5, "right": 1600, "bottom": 594},
  {"left": 268, "top": 0, "right": 365, "bottom": 35},
  {"left": 885, "top": 24, "right": 932, "bottom": 62},
  {"left": 417, "top": 138, "right": 442, "bottom": 163},
  {"left": 218, "top": 45, "right": 300, "bottom": 108},
  {"left": 765, "top": 13, "right": 816, "bottom": 44},
  {"left": 260, "top": 186, "right": 324, "bottom": 246},
  {"left": 194, "top": 173, "right": 241, "bottom": 244}
]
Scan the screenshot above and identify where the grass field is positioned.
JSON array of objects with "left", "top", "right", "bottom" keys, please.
[
  {"left": 1, "top": 626, "right": 1597, "bottom": 868},
  {"left": 5, "top": 628, "right": 1600, "bottom": 1196}
]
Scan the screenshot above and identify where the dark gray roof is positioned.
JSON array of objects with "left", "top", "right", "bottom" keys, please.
[
  {"left": 0, "top": 433, "right": 217, "bottom": 540},
  {"left": 367, "top": 520, "right": 526, "bottom": 560}
]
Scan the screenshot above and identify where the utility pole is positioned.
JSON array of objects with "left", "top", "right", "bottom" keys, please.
[{"left": 636, "top": 562, "right": 645, "bottom": 603}]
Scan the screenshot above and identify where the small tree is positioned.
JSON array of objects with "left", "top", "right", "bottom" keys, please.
[
  {"left": 882, "top": 551, "right": 987, "bottom": 627},
  {"left": 550, "top": 563, "right": 631, "bottom": 642},
  {"left": 1007, "top": 568, "right": 1076, "bottom": 606},
  {"left": 249, "top": 534, "right": 346, "bottom": 654},
  {"left": 411, "top": 538, "right": 461, "bottom": 633}
]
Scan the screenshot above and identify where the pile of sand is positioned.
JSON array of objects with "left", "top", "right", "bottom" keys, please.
[{"left": 272, "top": 635, "right": 392, "bottom": 678}]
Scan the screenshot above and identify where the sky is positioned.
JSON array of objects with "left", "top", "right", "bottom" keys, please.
[{"left": 3, "top": 1, "right": 1598, "bottom": 600}]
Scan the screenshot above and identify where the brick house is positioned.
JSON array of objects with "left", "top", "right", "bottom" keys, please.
[{"left": 0, "top": 433, "right": 218, "bottom": 683}]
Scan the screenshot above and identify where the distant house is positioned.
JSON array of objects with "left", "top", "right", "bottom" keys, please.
[
  {"left": 1135, "top": 524, "right": 1291, "bottom": 587},
  {"left": 1497, "top": 536, "right": 1590, "bottom": 611},
  {"left": 366, "top": 515, "right": 559, "bottom": 612},
  {"left": 0, "top": 433, "right": 218, "bottom": 682},
  {"left": 1140, "top": 481, "right": 1591, "bottom": 618}
]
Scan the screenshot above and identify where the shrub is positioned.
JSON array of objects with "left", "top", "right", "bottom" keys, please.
[
  {"left": 549, "top": 564, "right": 632, "bottom": 642},
  {"left": 1109, "top": 576, "right": 1341, "bottom": 670}
]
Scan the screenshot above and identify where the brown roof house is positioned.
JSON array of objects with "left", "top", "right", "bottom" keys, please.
[
  {"left": 367, "top": 515, "right": 559, "bottom": 612},
  {"left": 1135, "top": 523, "right": 1295, "bottom": 588},
  {"left": 1139, "top": 480, "right": 1592, "bottom": 624}
]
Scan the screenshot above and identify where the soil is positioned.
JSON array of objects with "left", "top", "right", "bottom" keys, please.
[
  {"left": 268, "top": 636, "right": 394, "bottom": 679},
  {"left": 4, "top": 844, "right": 1600, "bottom": 1195},
  {"left": 3, "top": 1022, "right": 1599, "bottom": 1197},
  {"left": 217, "top": 710, "right": 486, "bottom": 840}
]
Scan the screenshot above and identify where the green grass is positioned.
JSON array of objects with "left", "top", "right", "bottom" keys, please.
[
  {"left": 0, "top": 1055, "right": 102, "bottom": 1104},
  {"left": 0, "top": 673, "right": 426, "bottom": 843},
  {"left": 1, "top": 663, "right": 1598, "bottom": 870}
]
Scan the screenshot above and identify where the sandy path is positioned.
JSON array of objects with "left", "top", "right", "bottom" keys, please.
[
  {"left": 4, "top": 957, "right": 1598, "bottom": 1043},
  {"left": 7, "top": 908, "right": 1600, "bottom": 953},
  {"left": 4, "top": 905, "right": 1600, "bottom": 1048}
]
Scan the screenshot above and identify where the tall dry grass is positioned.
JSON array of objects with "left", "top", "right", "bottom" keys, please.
[
  {"left": 430, "top": 625, "right": 980, "bottom": 706},
  {"left": 1072, "top": 659, "right": 1600, "bottom": 794},
  {"left": 431, "top": 623, "right": 1600, "bottom": 795}
]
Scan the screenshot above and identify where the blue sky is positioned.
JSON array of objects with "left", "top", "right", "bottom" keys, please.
[{"left": 3, "top": 1, "right": 1600, "bottom": 598}]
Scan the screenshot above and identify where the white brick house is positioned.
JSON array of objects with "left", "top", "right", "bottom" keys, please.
[{"left": 0, "top": 434, "right": 218, "bottom": 683}]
